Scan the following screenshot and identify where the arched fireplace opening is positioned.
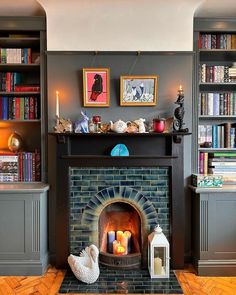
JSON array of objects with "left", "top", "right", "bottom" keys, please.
[{"left": 99, "top": 201, "right": 142, "bottom": 269}]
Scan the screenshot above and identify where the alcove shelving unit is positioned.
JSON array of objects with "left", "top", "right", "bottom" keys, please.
[
  {"left": 0, "top": 16, "right": 49, "bottom": 276},
  {"left": 191, "top": 17, "right": 236, "bottom": 276}
]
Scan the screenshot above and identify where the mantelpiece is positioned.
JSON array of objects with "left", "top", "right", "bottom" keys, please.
[{"left": 49, "top": 132, "right": 191, "bottom": 269}]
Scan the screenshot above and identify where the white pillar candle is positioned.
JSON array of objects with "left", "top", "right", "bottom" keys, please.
[
  {"left": 124, "top": 231, "right": 132, "bottom": 253},
  {"left": 116, "top": 230, "right": 123, "bottom": 242},
  {"left": 120, "top": 234, "right": 128, "bottom": 255},
  {"left": 56, "top": 90, "right": 60, "bottom": 118},
  {"left": 154, "top": 257, "right": 162, "bottom": 275},
  {"left": 107, "top": 231, "right": 115, "bottom": 253}
]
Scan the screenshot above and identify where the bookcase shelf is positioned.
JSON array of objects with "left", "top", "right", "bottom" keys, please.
[
  {"left": 0, "top": 17, "right": 46, "bottom": 183},
  {"left": 194, "top": 18, "right": 236, "bottom": 176}
]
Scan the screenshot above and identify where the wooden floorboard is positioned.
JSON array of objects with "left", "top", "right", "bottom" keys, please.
[{"left": 0, "top": 265, "right": 236, "bottom": 295}]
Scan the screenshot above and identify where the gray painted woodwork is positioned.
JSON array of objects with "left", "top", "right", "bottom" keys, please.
[
  {"left": 0, "top": 183, "right": 49, "bottom": 275},
  {"left": 191, "top": 186, "right": 236, "bottom": 276}
]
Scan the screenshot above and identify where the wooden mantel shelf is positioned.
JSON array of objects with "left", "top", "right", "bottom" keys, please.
[{"left": 49, "top": 131, "right": 191, "bottom": 144}]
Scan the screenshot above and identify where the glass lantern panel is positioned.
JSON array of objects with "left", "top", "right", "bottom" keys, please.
[{"left": 154, "top": 247, "right": 166, "bottom": 275}]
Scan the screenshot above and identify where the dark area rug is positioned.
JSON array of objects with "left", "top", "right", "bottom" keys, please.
[{"left": 59, "top": 267, "right": 183, "bottom": 294}]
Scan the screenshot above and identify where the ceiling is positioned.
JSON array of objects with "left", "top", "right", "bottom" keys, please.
[{"left": 0, "top": 0, "right": 235, "bottom": 17}]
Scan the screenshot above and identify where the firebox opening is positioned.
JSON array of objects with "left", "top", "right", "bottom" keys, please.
[{"left": 99, "top": 201, "right": 141, "bottom": 256}]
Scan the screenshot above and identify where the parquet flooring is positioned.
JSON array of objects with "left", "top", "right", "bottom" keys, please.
[{"left": 0, "top": 265, "right": 236, "bottom": 295}]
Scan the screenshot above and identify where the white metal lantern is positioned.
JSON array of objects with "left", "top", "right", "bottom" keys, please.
[{"left": 148, "top": 224, "right": 170, "bottom": 278}]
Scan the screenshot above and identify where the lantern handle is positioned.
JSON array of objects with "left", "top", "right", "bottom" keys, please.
[{"left": 154, "top": 224, "right": 163, "bottom": 234}]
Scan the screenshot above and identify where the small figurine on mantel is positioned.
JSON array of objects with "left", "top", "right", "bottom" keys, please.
[
  {"left": 54, "top": 116, "right": 73, "bottom": 133},
  {"left": 173, "top": 85, "right": 189, "bottom": 132}
]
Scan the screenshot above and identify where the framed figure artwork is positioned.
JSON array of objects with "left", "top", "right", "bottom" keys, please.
[
  {"left": 120, "top": 75, "right": 158, "bottom": 106},
  {"left": 83, "top": 68, "right": 110, "bottom": 107}
]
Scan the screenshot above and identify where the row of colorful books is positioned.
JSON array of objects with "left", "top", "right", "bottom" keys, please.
[
  {"left": 199, "top": 33, "right": 236, "bottom": 50},
  {"left": 199, "top": 123, "right": 236, "bottom": 148},
  {"left": 0, "top": 72, "right": 40, "bottom": 92},
  {"left": 0, "top": 96, "right": 40, "bottom": 120},
  {"left": 0, "top": 48, "right": 32, "bottom": 64},
  {"left": 0, "top": 151, "right": 40, "bottom": 182},
  {"left": 199, "top": 152, "right": 236, "bottom": 184},
  {"left": 199, "top": 92, "right": 236, "bottom": 116},
  {"left": 200, "top": 64, "right": 230, "bottom": 83}
]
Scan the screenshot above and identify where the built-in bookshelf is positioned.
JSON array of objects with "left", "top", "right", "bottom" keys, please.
[
  {"left": 194, "top": 18, "right": 236, "bottom": 185},
  {"left": 0, "top": 17, "right": 46, "bottom": 183}
]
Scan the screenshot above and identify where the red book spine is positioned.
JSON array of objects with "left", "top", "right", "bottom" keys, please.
[
  {"left": 14, "top": 85, "right": 40, "bottom": 92},
  {"left": 35, "top": 150, "right": 41, "bottom": 181},
  {"left": 5, "top": 72, "right": 11, "bottom": 92},
  {"left": 28, "top": 48, "right": 31, "bottom": 64},
  {"left": 199, "top": 152, "right": 204, "bottom": 174}
]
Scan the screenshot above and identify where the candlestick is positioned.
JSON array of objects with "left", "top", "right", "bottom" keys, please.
[
  {"left": 154, "top": 257, "right": 162, "bottom": 275},
  {"left": 107, "top": 231, "right": 116, "bottom": 253},
  {"left": 56, "top": 90, "right": 60, "bottom": 118}
]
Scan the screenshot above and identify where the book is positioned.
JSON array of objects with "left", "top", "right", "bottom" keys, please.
[
  {"left": 192, "top": 173, "right": 223, "bottom": 187},
  {"left": 14, "top": 84, "right": 40, "bottom": 92},
  {"left": 0, "top": 153, "right": 18, "bottom": 182}
]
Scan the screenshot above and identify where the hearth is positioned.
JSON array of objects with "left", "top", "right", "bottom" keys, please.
[{"left": 51, "top": 132, "right": 190, "bottom": 269}]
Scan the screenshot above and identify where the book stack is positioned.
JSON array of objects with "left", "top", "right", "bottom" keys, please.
[
  {"left": 208, "top": 152, "right": 236, "bottom": 184},
  {"left": 18, "top": 150, "right": 41, "bottom": 182},
  {"left": 0, "top": 72, "right": 21, "bottom": 91},
  {"left": 199, "top": 33, "right": 236, "bottom": 49},
  {"left": 0, "top": 96, "right": 40, "bottom": 120},
  {"left": 199, "top": 92, "right": 236, "bottom": 115},
  {"left": 0, "top": 48, "right": 31, "bottom": 64},
  {"left": 0, "top": 153, "right": 18, "bottom": 181},
  {"left": 229, "top": 65, "right": 236, "bottom": 83}
]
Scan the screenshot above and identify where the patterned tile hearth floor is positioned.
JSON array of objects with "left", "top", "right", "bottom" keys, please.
[{"left": 58, "top": 267, "right": 183, "bottom": 294}]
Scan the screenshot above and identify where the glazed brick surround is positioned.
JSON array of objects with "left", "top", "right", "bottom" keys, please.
[{"left": 69, "top": 166, "right": 170, "bottom": 255}]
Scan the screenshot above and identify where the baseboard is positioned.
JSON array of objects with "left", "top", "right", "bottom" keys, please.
[
  {"left": 0, "top": 253, "right": 49, "bottom": 276},
  {"left": 196, "top": 259, "right": 236, "bottom": 276}
]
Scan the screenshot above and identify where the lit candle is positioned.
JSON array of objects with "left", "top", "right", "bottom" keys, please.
[
  {"left": 124, "top": 231, "right": 132, "bottom": 253},
  {"left": 178, "top": 85, "right": 184, "bottom": 96},
  {"left": 116, "top": 230, "right": 123, "bottom": 242},
  {"left": 116, "top": 244, "right": 126, "bottom": 255},
  {"left": 56, "top": 90, "right": 60, "bottom": 118},
  {"left": 154, "top": 257, "right": 162, "bottom": 275},
  {"left": 113, "top": 240, "right": 119, "bottom": 254},
  {"left": 107, "top": 231, "right": 115, "bottom": 253},
  {"left": 120, "top": 234, "right": 128, "bottom": 255}
]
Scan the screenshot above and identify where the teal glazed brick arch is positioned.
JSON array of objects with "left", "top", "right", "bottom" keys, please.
[{"left": 82, "top": 185, "right": 158, "bottom": 232}]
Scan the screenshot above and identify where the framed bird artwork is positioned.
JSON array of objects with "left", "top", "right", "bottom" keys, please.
[
  {"left": 83, "top": 68, "right": 110, "bottom": 107},
  {"left": 120, "top": 75, "right": 158, "bottom": 106}
]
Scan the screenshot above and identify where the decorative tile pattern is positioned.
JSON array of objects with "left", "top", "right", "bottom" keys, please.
[
  {"left": 59, "top": 267, "right": 183, "bottom": 294},
  {"left": 69, "top": 167, "right": 170, "bottom": 255}
]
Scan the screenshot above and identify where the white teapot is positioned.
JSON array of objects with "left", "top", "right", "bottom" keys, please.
[{"left": 110, "top": 120, "right": 129, "bottom": 133}]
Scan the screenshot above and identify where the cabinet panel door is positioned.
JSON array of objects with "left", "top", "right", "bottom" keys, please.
[
  {"left": 0, "top": 194, "right": 32, "bottom": 260},
  {"left": 208, "top": 193, "right": 236, "bottom": 259}
]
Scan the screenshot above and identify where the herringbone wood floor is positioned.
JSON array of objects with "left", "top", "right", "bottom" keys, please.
[{"left": 0, "top": 266, "right": 236, "bottom": 295}]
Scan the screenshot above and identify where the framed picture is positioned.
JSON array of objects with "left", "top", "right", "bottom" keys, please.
[
  {"left": 120, "top": 75, "right": 158, "bottom": 106},
  {"left": 83, "top": 68, "right": 110, "bottom": 107}
]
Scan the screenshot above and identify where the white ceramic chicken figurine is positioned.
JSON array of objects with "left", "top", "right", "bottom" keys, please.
[{"left": 68, "top": 244, "right": 100, "bottom": 284}]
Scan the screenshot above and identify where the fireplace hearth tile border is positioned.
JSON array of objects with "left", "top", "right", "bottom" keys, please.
[{"left": 59, "top": 267, "right": 183, "bottom": 294}]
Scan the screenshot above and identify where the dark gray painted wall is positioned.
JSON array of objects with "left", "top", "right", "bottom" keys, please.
[{"left": 47, "top": 52, "right": 193, "bottom": 261}]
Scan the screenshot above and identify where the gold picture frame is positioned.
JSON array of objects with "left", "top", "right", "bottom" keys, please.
[
  {"left": 83, "top": 68, "right": 110, "bottom": 107},
  {"left": 120, "top": 75, "right": 158, "bottom": 106}
]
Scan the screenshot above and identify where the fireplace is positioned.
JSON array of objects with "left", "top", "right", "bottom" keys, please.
[
  {"left": 51, "top": 132, "right": 189, "bottom": 269},
  {"left": 99, "top": 201, "right": 141, "bottom": 268}
]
